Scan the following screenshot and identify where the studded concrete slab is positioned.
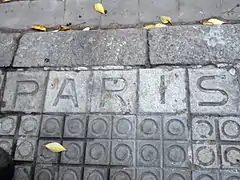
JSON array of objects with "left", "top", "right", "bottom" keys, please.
[{"left": 0, "top": 65, "right": 238, "bottom": 180}]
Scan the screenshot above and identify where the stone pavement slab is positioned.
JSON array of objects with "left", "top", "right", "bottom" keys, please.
[
  {"left": 149, "top": 25, "right": 240, "bottom": 65},
  {"left": 13, "top": 29, "right": 147, "bottom": 67},
  {"left": 0, "top": 33, "right": 20, "bottom": 67}
]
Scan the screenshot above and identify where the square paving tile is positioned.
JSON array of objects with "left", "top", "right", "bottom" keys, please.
[
  {"left": 14, "top": 165, "right": 31, "bottom": 180},
  {"left": 189, "top": 67, "right": 239, "bottom": 114},
  {"left": 34, "top": 164, "right": 58, "bottom": 180},
  {"left": 137, "top": 168, "right": 162, "bottom": 180},
  {"left": 19, "top": 115, "right": 41, "bottom": 136},
  {"left": 221, "top": 145, "right": 240, "bottom": 168},
  {"left": 164, "top": 169, "right": 191, "bottom": 180},
  {"left": 0, "top": 116, "right": 17, "bottom": 135},
  {"left": 64, "top": 115, "right": 87, "bottom": 138},
  {"left": 112, "top": 115, "right": 136, "bottom": 139},
  {"left": 40, "top": 115, "right": 63, "bottom": 137},
  {"left": 37, "top": 140, "right": 60, "bottom": 163},
  {"left": 136, "top": 115, "right": 162, "bottom": 140},
  {"left": 90, "top": 70, "right": 137, "bottom": 113},
  {"left": 83, "top": 167, "right": 108, "bottom": 180},
  {"left": 0, "top": 137, "right": 13, "bottom": 154},
  {"left": 2, "top": 71, "right": 47, "bottom": 112},
  {"left": 220, "top": 170, "right": 240, "bottom": 180},
  {"left": 218, "top": 117, "right": 240, "bottom": 141},
  {"left": 61, "top": 140, "right": 84, "bottom": 164},
  {"left": 110, "top": 168, "right": 135, "bottom": 180},
  {"left": 192, "top": 170, "right": 220, "bottom": 180},
  {"left": 139, "top": 68, "right": 187, "bottom": 113},
  {"left": 44, "top": 71, "right": 90, "bottom": 113},
  {"left": 59, "top": 166, "right": 82, "bottom": 180}
]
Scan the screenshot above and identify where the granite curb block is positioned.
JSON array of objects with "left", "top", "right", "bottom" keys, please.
[
  {"left": 13, "top": 29, "right": 147, "bottom": 67},
  {"left": 149, "top": 24, "right": 240, "bottom": 65}
]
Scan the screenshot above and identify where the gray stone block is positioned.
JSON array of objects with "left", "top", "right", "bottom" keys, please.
[
  {"left": 164, "top": 169, "right": 190, "bottom": 180},
  {"left": 192, "top": 170, "right": 220, "bottom": 180},
  {"left": 44, "top": 71, "right": 90, "bottom": 113},
  {"left": 136, "top": 115, "right": 162, "bottom": 140},
  {"left": 111, "top": 140, "right": 135, "bottom": 166},
  {"left": 101, "top": 0, "right": 139, "bottom": 26},
  {"left": 163, "top": 115, "right": 188, "bottom": 140},
  {"left": 139, "top": 0, "right": 178, "bottom": 23},
  {"left": 14, "top": 137, "right": 37, "bottom": 161},
  {"left": 112, "top": 115, "right": 136, "bottom": 139},
  {"left": 37, "top": 140, "right": 60, "bottom": 163},
  {"left": 59, "top": 166, "right": 82, "bottom": 180},
  {"left": 64, "top": 115, "right": 86, "bottom": 138},
  {"left": 220, "top": 170, "right": 240, "bottom": 180},
  {"left": 19, "top": 115, "right": 41, "bottom": 136},
  {"left": 193, "top": 144, "right": 219, "bottom": 168},
  {"left": 87, "top": 115, "right": 112, "bottom": 139},
  {"left": 64, "top": 0, "right": 100, "bottom": 26},
  {"left": 192, "top": 116, "right": 216, "bottom": 140},
  {"left": 61, "top": 140, "right": 84, "bottom": 164},
  {"left": 85, "top": 140, "right": 110, "bottom": 165},
  {"left": 2, "top": 71, "right": 48, "bottom": 112},
  {"left": 139, "top": 68, "right": 187, "bottom": 113},
  {"left": 218, "top": 117, "right": 240, "bottom": 141},
  {"left": 0, "top": 1, "right": 64, "bottom": 29},
  {"left": 0, "top": 33, "right": 20, "bottom": 67},
  {"left": 163, "top": 141, "right": 190, "bottom": 168},
  {"left": 40, "top": 115, "right": 63, "bottom": 137},
  {"left": 14, "top": 30, "right": 147, "bottom": 67},
  {"left": 136, "top": 168, "right": 162, "bottom": 180},
  {"left": 34, "top": 164, "right": 58, "bottom": 180},
  {"left": 221, "top": 0, "right": 240, "bottom": 20},
  {"left": 221, "top": 145, "right": 240, "bottom": 168},
  {"left": 0, "top": 137, "right": 13, "bottom": 154},
  {"left": 0, "top": 71, "right": 4, "bottom": 88},
  {"left": 0, "top": 116, "right": 17, "bottom": 135},
  {"left": 110, "top": 168, "right": 135, "bottom": 180},
  {"left": 149, "top": 25, "right": 240, "bottom": 65},
  {"left": 179, "top": 0, "right": 221, "bottom": 21},
  {"left": 91, "top": 70, "right": 137, "bottom": 113},
  {"left": 136, "top": 140, "right": 161, "bottom": 167},
  {"left": 13, "top": 165, "right": 31, "bottom": 180},
  {"left": 189, "top": 67, "right": 239, "bottom": 114},
  {"left": 83, "top": 168, "right": 108, "bottom": 180}
]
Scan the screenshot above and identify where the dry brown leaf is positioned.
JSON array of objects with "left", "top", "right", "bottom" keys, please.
[
  {"left": 59, "top": 25, "right": 72, "bottom": 31},
  {"left": 160, "top": 16, "right": 172, "bottom": 25},
  {"left": 94, "top": 3, "right": 106, "bottom": 14},
  {"left": 31, "top": 24, "right": 47, "bottom": 32}
]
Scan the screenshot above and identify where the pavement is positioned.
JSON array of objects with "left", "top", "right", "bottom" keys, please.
[{"left": 0, "top": 0, "right": 240, "bottom": 180}]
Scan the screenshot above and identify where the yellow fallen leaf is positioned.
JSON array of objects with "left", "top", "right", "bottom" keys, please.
[
  {"left": 59, "top": 25, "right": 72, "bottom": 31},
  {"left": 3, "top": 0, "right": 10, "bottom": 2},
  {"left": 160, "top": 16, "right": 172, "bottom": 25},
  {"left": 82, "top": 27, "right": 91, "bottom": 31},
  {"left": 95, "top": 3, "right": 106, "bottom": 14},
  {"left": 144, "top": 24, "right": 156, "bottom": 29},
  {"left": 31, "top": 24, "right": 47, "bottom": 32},
  {"left": 51, "top": 30, "right": 60, "bottom": 32},
  {"left": 155, "top": 23, "right": 167, "bottom": 28},
  {"left": 202, "top": 18, "right": 225, "bottom": 25},
  {"left": 45, "top": 142, "right": 66, "bottom": 153}
]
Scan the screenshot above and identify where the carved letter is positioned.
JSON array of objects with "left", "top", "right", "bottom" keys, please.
[
  {"left": 159, "top": 75, "right": 166, "bottom": 104},
  {"left": 53, "top": 78, "right": 78, "bottom": 107},
  {"left": 100, "top": 78, "right": 127, "bottom": 107},
  {"left": 13, "top": 80, "right": 39, "bottom": 107},
  {"left": 197, "top": 76, "right": 228, "bottom": 106}
]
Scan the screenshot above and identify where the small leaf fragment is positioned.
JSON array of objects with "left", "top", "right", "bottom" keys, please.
[
  {"left": 155, "top": 23, "right": 167, "bottom": 28},
  {"left": 59, "top": 25, "right": 72, "bottom": 31},
  {"left": 95, "top": 3, "right": 106, "bottom": 14},
  {"left": 3, "top": 0, "right": 10, "bottom": 3},
  {"left": 45, "top": 142, "right": 66, "bottom": 153},
  {"left": 82, "top": 27, "right": 91, "bottom": 31},
  {"left": 202, "top": 18, "right": 225, "bottom": 25},
  {"left": 160, "top": 16, "right": 172, "bottom": 24},
  {"left": 31, "top": 24, "right": 47, "bottom": 32},
  {"left": 144, "top": 24, "right": 156, "bottom": 29}
]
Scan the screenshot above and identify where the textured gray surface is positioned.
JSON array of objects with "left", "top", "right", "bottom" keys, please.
[
  {"left": 149, "top": 25, "right": 240, "bottom": 65},
  {"left": 13, "top": 29, "right": 147, "bottom": 67},
  {"left": 0, "top": 33, "right": 20, "bottom": 67},
  {"left": 0, "top": 1, "right": 64, "bottom": 28}
]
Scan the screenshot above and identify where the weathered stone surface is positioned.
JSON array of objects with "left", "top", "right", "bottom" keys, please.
[
  {"left": 58, "top": 166, "right": 82, "bottom": 180},
  {"left": 2, "top": 71, "right": 48, "bottom": 112},
  {"left": 179, "top": 0, "right": 221, "bottom": 21},
  {"left": 34, "top": 164, "right": 58, "bottom": 180},
  {"left": 221, "top": 145, "right": 240, "bottom": 168},
  {"left": 139, "top": 68, "right": 187, "bottom": 113},
  {"left": 44, "top": 71, "right": 90, "bottom": 112},
  {"left": 64, "top": 0, "right": 100, "bottom": 27},
  {"left": 192, "top": 170, "right": 220, "bottom": 180},
  {"left": 164, "top": 169, "right": 191, "bottom": 180},
  {"left": 64, "top": 115, "right": 87, "bottom": 138},
  {"left": 219, "top": 117, "right": 240, "bottom": 141},
  {"left": 0, "top": 116, "right": 17, "bottom": 135},
  {"left": 189, "top": 67, "right": 239, "bottom": 114},
  {"left": 19, "top": 115, "right": 41, "bottom": 136},
  {"left": 101, "top": 0, "right": 139, "bottom": 26},
  {"left": 139, "top": 0, "right": 178, "bottom": 23},
  {"left": 14, "top": 29, "right": 147, "bottom": 67},
  {"left": 221, "top": 0, "right": 240, "bottom": 20},
  {"left": 0, "top": 1, "right": 64, "bottom": 29},
  {"left": 13, "top": 165, "right": 31, "bottom": 180},
  {"left": 83, "top": 168, "right": 108, "bottom": 180},
  {"left": 0, "top": 33, "right": 20, "bottom": 67},
  {"left": 137, "top": 168, "right": 162, "bottom": 180},
  {"left": 149, "top": 25, "right": 240, "bottom": 65},
  {"left": 90, "top": 70, "right": 137, "bottom": 113},
  {"left": 110, "top": 168, "right": 135, "bottom": 180},
  {"left": 0, "top": 137, "right": 13, "bottom": 153},
  {"left": 40, "top": 115, "right": 63, "bottom": 137}
]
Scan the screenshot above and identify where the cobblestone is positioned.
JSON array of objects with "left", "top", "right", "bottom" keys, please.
[{"left": 0, "top": 66, "right": 239, "bottom": 179}]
